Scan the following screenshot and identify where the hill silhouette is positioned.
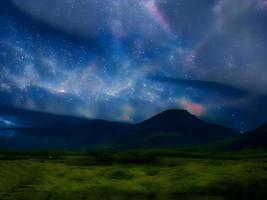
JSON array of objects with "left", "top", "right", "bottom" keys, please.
[
  {"left": 115, "top": 109, "right": 238, "bottom": 148},
  {"left": 231, "top": 123, "right": 267, "bottom": 149},
  {"left": 0, "top": 107, "right": 239, "bottom": 149}
]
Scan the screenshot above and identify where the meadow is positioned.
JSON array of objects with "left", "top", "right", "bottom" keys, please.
[{"left": 0, "top": 149, "right": 267, "bottom": 200}]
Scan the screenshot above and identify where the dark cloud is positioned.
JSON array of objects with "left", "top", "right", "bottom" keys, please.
[
  {"left": 11, "top": 0, "right": 168, "bottom": 41},
  {"left": 151, "top": 76, "right": 251, "bottom": 98},
  {"left": 192, "top": 0, "right": 267, "bottom": 93},
  {"left": 206, "top": 93, "right": 267, "bottom": 131},
  {"left": 158, "top": 0, "right": 219, "bottom": 42}
]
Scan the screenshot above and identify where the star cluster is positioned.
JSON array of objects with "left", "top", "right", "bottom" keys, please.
[{"left": 0, "top": 0, "right": 267, "bottom": 131}]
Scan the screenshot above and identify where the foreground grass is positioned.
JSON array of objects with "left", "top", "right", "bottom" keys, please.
[{"left": 0, "top": 149, "right": 267, "bottom": 199}]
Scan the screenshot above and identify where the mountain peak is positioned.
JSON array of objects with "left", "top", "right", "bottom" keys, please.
[
  {"left": 157, "top": 109, "right": 194, "bottom": 116},
  {"left": 143, "top": 109, "right": 201, "bottom": 125}
]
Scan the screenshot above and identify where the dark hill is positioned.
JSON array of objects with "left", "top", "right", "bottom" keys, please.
[{"left": 231, "top": 123, "right": 267, "bottom": 150}]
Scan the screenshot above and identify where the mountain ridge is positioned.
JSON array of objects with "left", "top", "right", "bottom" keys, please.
[
  {"left": 0, "top": 107, "right": 239, "bottom": 150},
  {"left": 230, "top": 123, "right": 267, "bottom": 150}
]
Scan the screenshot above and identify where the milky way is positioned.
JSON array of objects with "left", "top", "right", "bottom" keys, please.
[{"left": 0, "top": 0, "right": 267, "bottom": 131}]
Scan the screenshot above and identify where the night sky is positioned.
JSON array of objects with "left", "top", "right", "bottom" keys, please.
[{"left": 1, "top": 0, "right": 267, "bottom": 132}]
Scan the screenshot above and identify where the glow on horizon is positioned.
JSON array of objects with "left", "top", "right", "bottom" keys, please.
[{"left": 179, "top": 98, "right": 206, "bottom": 117}]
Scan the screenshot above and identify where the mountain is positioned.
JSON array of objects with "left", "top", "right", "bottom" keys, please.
[
  {"left": 230, "top": 123, "right": 267, "bottom": 150},
  {"left": 0, "top": 105, "right": 132, "bottom": 149},
  {"left": 0, "top": 107, "right": 239, "bottom": 150},
  {"left": 114, "top": 110, "right": 238, "bottom": 149}
]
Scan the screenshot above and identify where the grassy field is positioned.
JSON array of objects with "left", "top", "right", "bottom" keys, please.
[{"left": 0, "top": 149, "right": 267, "bottom": 200}]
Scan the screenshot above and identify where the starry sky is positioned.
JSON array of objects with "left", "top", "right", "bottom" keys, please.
[{"left": 0, "top": 0, "right": 267, "bottom": 132}]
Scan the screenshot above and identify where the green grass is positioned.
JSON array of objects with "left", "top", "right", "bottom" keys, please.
[{"left": 0, "top": 149, "right": 267, "bottom": 199}]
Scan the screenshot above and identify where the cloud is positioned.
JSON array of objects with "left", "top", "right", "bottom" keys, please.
[
  {"left": 11, "top": 0, "right": 168, "bottom": 41},
  {"left": 11, "top": 0, "right": 108, "bottom": 39},
  {"left": 158, "top": 0, "right": 218, "bottom": 42},
  {"left": 191, "top": 0, "right": 267, "bottom": 94},
  {"left": 151, "top": 76, "right": 251, "bottom": 98}
]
